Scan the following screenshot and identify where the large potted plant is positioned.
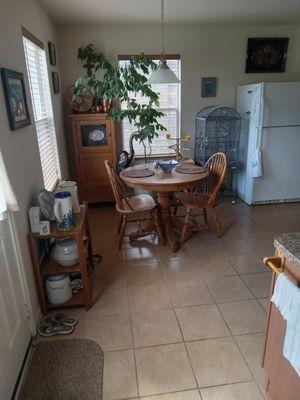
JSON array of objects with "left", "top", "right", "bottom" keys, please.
[{"left": 73, "top": 44, "right": 166, "bottom": 163}]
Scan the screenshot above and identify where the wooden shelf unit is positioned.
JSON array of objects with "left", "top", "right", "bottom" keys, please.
[
  {"left": 69, "top": 113, "right": 117, "bottom": 204},
  {"left": 28, "top": 203, "right": 94, "bottom": 314}
]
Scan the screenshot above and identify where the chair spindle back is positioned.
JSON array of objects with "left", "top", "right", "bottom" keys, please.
[
  {"left": 105, "top": 160, "right": 132, "bottom": 212},
  {"left": 201, "top": 152, "right": 227, "bottom": 206}
]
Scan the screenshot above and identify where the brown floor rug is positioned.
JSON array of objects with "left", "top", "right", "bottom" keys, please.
[{"left": 20, "top": 339, "right": 103, "bottom": 400}]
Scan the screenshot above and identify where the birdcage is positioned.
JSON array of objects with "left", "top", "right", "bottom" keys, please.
[{"left": 194, "top": 106, "right": 241, "bottom": 197}]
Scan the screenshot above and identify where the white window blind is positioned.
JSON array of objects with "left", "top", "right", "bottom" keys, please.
[
  {"left": 23, "top": 35, "right": 61, "bottom": 191},
  {"left": 119, "top": 58, "right": 181, "bottom": 156}
]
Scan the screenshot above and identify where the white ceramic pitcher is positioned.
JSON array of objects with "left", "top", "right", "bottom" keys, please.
[
  {"left": 58, "top": 181, "right": 80, "bottom": 213},
  {"left": 54, "top": 191, "right": 75, "bottom": 231}
]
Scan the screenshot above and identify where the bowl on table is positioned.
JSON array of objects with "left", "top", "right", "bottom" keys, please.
[{"left": 156, "top": 160, "right": 178, "bottom": 173}]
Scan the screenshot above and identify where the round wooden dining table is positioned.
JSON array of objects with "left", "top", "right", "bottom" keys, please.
[{"left": 120, "top": 164, "right": 208, "bottom": 252}]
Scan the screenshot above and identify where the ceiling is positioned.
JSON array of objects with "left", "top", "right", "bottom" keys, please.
[{"left": 39, "top": 0, "right": 300, "bottom": 25}]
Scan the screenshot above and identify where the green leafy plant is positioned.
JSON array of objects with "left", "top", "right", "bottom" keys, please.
[{"left": 74, "top": 44, "right": 166, "bottom": 162}]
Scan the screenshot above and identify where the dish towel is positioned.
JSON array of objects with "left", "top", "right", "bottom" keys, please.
[
  {"left": 250, "top": 149, "right": 263, "bottom": 178},
  {"left": 271, "top": 273, "right": 300, "bottom": 376}
]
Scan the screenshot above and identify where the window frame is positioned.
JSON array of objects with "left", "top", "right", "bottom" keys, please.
[
  {"left": 118, "top": 54, "right": 181, "bottom": 158},
  {"left": 22, "top": 27, "right": 61, "bottom": 191}
]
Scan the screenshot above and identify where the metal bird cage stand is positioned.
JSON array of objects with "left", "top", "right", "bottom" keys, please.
[{"left": 194, "top": 106, "right": 241, "bottom": 203}]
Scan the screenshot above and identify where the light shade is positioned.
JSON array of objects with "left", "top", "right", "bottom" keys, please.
[{"left": 147, "top": 58, "right": 181, "bottom": 85}]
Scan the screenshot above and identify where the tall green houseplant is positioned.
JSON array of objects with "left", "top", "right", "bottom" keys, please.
[{"left": 74, "top": 44, "right": 166, "bottom": 162}]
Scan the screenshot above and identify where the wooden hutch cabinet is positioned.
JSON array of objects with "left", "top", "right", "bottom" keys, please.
[{"left": 69, "top": 113, "right": 117, "bottom": 203}]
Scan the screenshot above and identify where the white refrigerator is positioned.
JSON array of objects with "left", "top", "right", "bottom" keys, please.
[{"left": 236, "top": 82, "right": 300, "bottom": 205}]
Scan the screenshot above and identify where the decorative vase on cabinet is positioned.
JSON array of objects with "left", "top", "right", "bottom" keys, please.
[{"left": 69, "top": 113, "right": 117, "bottom": 203}]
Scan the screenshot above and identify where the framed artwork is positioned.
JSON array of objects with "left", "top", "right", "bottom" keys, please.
[
  {"left": 245, "top": 38, "right": 289, "bottom": 73},
  {"left": 52, "top": 72, "right": 60, "bottom": 94},
  {"left": 48, "top": 41, "right": 56, "bottom": 66},
  {"left": 1, "top": 68, "right": 31, "bottom": 130},
  {"left": 202, "top": 77, "right": 217, "bottom": 97},
  {"left": 80, "top": 124, "right": 108, "bottom": 147}
]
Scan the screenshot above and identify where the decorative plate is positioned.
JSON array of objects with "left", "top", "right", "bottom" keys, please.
[
  {"left": 89, "top": 129, "right": 105, "bottom": 142},
  {"left": 38, "top": 189, "right": 55, "bottom": 220},
  {"left": 122, "top": 169, "right": 155, "bottom": 178},
  {"left": 66, "top": 85, "right": 93, "bottom": 113},
  {"left": 175, "top": 165, "right": 207, "bottom": 174}
]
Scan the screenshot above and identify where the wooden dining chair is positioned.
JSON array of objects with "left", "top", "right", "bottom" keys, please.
[
  {"left": 105, "top": 160, "right": 163, "bottom": 249},
  {"left": 175, "top": 152, "right": 227, "bottom": 243}
]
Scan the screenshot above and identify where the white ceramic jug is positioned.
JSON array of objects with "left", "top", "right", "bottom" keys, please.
[
  {"left": 54, "top": 191, "right": 75, "bottom": 231},
  {"left": 58, "top": 181, "right": 80, "bottom": 213},
  {"left": 46, "top": 274, "right": 72, "bottom": 305}
]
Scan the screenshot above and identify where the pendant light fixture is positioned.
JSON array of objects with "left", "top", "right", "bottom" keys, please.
[{"left": 147, "top": 0, "right": 181, "bottom": 85}]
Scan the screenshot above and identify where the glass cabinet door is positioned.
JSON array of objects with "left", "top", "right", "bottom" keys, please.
[{"left": 76, "top": 120, "right": 112, "bottom": 151}]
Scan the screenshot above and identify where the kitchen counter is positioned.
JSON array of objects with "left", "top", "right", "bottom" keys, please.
[
  {"left": 263, "top": 232, "right": 300, "bottom": 400},
  {"left": 274, "top": 232, "right": 300, "bottom": 269}
]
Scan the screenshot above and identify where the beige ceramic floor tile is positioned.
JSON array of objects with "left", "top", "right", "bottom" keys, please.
[
  {"left": 128, "top": 282, "right": 172, "bottom": 312},
  {"left": 229, "top": 254, "right": 266, "bottom": 274},
  {"left": 245, "top": 237, "right": 275, "bottom": 257},
  {"left": 219, "top": 300, "right": 266, "bottom": 335},
  {"left": 93, "top": 263, "right": 126, "bottom": 289},
  {"left": 187, "top": 337, "right": 252, "bottom": 387},
  {"left": 141, "top": 390, "right": 201, "bottom": 400},
  {"left": 205, "top": 275, "right": 254, "bottom": 303},
  {"left": 124, "top": 246, "right": 158, "bottom": 263},
  {"left": 176, "top": 304, "right": 230, "bottom": 341},
  {"left": 162, "top": 265, "right": 202, "bottom": 283},
  {"left": 258, "top": 298, "right": 270, "bottom": 312},
  {"left": 82, "top": 314, "right": 133, "bottom": 351},
  {"left": 135, "top": 343, "right": 197, "bottom": 396},
  {"left": 196, "top": 258, "right": 237, "bottom": 279},
  {"left": 156, "top": 246, "right": 194, "bottom": 264},
  {"left": 241, "top": 272, "right": 272, "bottom": 298},
  {"left": 132, "top": 309, "right": 182, "bottom": 347},
  {"left": 92, "top": 287, "right": 129, "bottom": 316},
  {"left": 103, "top": 349, "right": 138, "bottom": 400},
  {"left": 200, "top": 381, "right": 264, "bottom": 400},
  {"left": 125, "top": 263, "right": 164, "bottom": 287},
  {"left": 235, "top": 333, "right": 266, "bottom": 380},
  {"left": 167, "top": 278, "right": 213, "bottom": 308},
  {"left": 221, "top": 238, "right": 253, "bottom": 256}
]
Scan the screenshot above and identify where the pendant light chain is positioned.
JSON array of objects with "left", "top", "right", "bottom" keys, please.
[{"left": 161, "top": 0, "right": 165, "bottom": 57}]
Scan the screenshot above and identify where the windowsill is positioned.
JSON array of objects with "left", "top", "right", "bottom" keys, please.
[{"left": 134, "top": 154, "right": 175, "bottom": 160}]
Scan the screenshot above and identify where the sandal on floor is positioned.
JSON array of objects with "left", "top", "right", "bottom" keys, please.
[
  {"left": 38, "top": 320, "right": 74, "bottom": 337},
  {"left": 53, "top": 313, "right": 78, "bottom": 327}
]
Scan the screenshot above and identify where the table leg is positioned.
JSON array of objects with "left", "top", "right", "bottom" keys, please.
[{"left": 157, "top": 192, "right": 178, "bottom": 252}]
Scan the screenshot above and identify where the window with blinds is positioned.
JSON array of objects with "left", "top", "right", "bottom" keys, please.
[
  {"left": 119, "top": 57, "right": 181, "bottom": 156},
  {"left": 22, "top": 30, "right": 61, "bottom": 191}
]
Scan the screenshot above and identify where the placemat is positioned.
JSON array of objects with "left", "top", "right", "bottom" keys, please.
[
  {"left": 122, "top": 169, "right": 155, "bottom": 178},
  {"left": 175, "top": 165, "right": 207, "bottom": 174}
]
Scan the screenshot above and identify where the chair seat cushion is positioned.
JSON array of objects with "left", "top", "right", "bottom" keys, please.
[
  {"left": 123, "top": 194, "right": 156, "bottom": 212},
  {"left": 176, "top": 192, "right": 210, "bottom": 208}
]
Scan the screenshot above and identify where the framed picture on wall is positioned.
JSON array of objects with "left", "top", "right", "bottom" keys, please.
[
  {"left": 1, "top": 68, "right": 31, "bottom": 131},
  {"left": 202, "top": 77, "right": 217, "bottom": 97},
  {"left": 245, "top": 38, "right": 289, "bottom": 73},
  {"left": 48, "top": 41, "right": 56, "bottom": 66},
  {"left": 52, "top": 72, "right": 60, "bottom": 94}
]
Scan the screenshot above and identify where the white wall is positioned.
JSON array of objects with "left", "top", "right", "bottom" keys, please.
[
  {"left": 0, "top": 0, "right": 68, "bottom": 317},
  {"left": 57, "top": 23, "right": 300, "bottom": 156}
]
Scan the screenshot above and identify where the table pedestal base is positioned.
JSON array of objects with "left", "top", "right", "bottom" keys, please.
[{"left": 157, "top": 192, "right": 178, "bottom": 252}]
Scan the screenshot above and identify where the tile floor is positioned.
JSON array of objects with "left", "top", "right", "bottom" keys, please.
[{"left": 40, "top": 199, "right": 300, "bottom": 399}]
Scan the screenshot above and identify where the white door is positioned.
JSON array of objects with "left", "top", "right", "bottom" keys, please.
[
  {"left": 0, "top": 216, "right": 32, "bottom": 399},
  {"left": 263, "top": 82, "right": 300, "bottom": 127},
  {"left": 252, "top": 126, "right": 300, "bottom": 203}
]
